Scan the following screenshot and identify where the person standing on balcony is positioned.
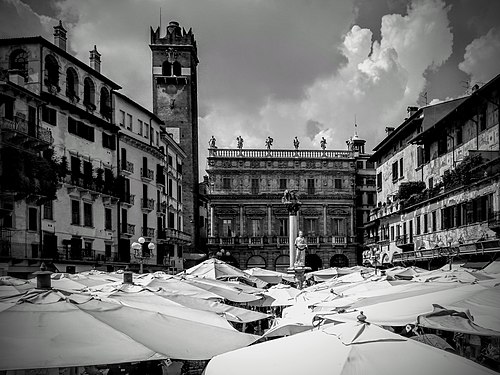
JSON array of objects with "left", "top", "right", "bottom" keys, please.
[{"left": 294, "top": 230, "right": 307, "bottom": 267}]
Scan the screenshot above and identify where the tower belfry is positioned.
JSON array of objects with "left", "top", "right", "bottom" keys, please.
[{"left": 150, "top": 20, "right": 200, "bottom": 250}]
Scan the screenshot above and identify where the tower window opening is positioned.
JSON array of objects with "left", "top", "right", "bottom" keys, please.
[
  {"left": 162, "top": 61, "right": 171, "bottom": 76},
  {"left": 173, "top": 61, "right": 182, "bottom": 76}
]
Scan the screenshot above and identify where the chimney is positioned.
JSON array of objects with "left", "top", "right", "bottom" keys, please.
[
  {"left": 407, "top": 106, "right": 418, "bottom": 117},
  {"left": 33, "top": 263, "right": 52, "bottom": 289},
  {"left": 89, "top": 45, "right": 101, "bottom": 73},
  {"left": 385, "top": 127, "right": 395, "bottom": 135},
  {"left": 53, "top": 20, "right": 67, "bottom": 51}
]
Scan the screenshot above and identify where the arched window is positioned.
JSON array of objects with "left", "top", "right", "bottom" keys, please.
[
  {"left": 9, "top": 49, "right": 28, "bottom": 77},
  {"left": 162, "top": 61, "right": 171, "bottom": 76},
  {"left": 66, "top": 67, "right": 79, "bottom": 99},
  {"left": 100, "top": 87, "right": 111, "bottom": 118},
  {"left": 44, "top": 55, "right": 59, "bottom": 88},
  {"left": 330, "top": 254, "right": 349, "bottom": 268},
  {"left": 172, "top": 61, "right": 182, "bottom": 76},
  {"left": 83, "top": 77, "right": 95, "bottom": 108}
]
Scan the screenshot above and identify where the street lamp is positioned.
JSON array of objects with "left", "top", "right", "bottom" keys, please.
[{"left": 132, "top": 236, "right": 155, "bottom": 274}]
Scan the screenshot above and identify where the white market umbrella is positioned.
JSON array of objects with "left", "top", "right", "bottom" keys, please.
[
  {"left": 249, "top": 284, "right": 301, "bottom": 307},
  {"left": 0, "top": 288, "right": 258, "bottom": 371},
  {"left": 244, "top": 268, "right": 294, "bottom": 284},
  {"left": 205, "top": 320, "right": 497, "bottom": 375}
]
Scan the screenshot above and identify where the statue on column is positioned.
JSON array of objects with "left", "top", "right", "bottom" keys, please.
[
  {"left": 293, "top": 136, "right": 300, "bottom": 150},
  {"left": 294, "top": 230, "right": 307, "bottom": 268},
  {"left": 282, "top": 189, "right": 301, "bottom": 214}
]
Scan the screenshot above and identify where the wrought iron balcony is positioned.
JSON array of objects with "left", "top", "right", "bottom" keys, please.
[
  {"left": 140, "top": 168, "right": 154, "bottom": 181},
  {"left": 164, "top": 228, "right": 191, "bottom": 244},
  {"left": 121, "top": 161, "right": 134, "bottom": 174},
  {"left": 142, "top": 226, "right": 155, "bottom": 238},
  {"left": 364, "top": 235, "right": 379, "bottom": 245},
  {"left": 122, "top": 194, "right": 135, "bottom": 206},
  {"left": 141, "top": 198, "right": 155, "bottom": 211},
  {"left": 0, "top": 116, "right": 53, "bottom": 146},
  {"left": 396, "top": 234, "right": 414, "bottom": 250},
  {"left": 121, "top": 223, "right": 135, "bottom": 237}
]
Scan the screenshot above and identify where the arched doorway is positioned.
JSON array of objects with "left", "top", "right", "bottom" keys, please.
[
  {"left": 330, "top": 254, "right": 349, "bottom": 268},
  {"left": 274, "top": 255, "right": 290, "bottom": 272},
  {"left": 246, "top": 255, "right": 266, "bottom": 269},
  {"left": 305, "top": 254, "right": 322, "bottom": 271}
]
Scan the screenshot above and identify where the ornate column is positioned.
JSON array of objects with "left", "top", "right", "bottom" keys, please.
[
  {"left": 239, "top": 205, "right": 244, "bottom": 236},
  {"left": 323, "top": 204, "right": 327, "bottom": 236},
  {"left": 267, "top": 205, "right": 272, "bottom": 236},
  {"left": 210, "top": 205, "right": 215, "bottom": 237}
]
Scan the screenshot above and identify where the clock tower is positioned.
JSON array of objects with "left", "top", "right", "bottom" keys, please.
[{"left": 150, "top": 21, "right": 199, "bottom": 251}]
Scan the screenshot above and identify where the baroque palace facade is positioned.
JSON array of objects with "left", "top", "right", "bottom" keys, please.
[
  {"left": 363, "top": 73, "right": 500, "bottom": 269},
  {"left": 206, "top": 135, "right": 375, "bottom": 272}
]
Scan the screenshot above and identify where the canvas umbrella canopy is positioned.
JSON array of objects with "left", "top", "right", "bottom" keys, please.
[
  {"left": 0, "top": 288, "right": 258, "bottom": 371},
  {"left": 385, "top": 266, "right": 427, "bottom": 280},
  {"left": 181, "top": 276, "right": 262, "bottom": 303},
  {"left": 182, "top": 258, "right": 268, "bottom": 288},
  {"left": 143, "top": 277, "right": 223, "bottom": 300},
  {"left": 318, "top": 283, "right": 489, "bottom": 326},
  {"left": 204, "top": 320, "right": 496, "bottom": 375},
  {"left": 249, "top": 284, "right": 301, "bottom": 307},
  {"left": 244, "top": 268, "right": 294, "bottom": 284}
]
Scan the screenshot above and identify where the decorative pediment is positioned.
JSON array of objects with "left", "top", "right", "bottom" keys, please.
[
  {"left": 273, "top": 208, "right": 289, "bottom": 217},
  {"left": 245, "top": 208, "right": 266, "bottom": 216},
  {"left": 301, "top": 209, "right": 320, "bottom": 216},
  {"left": 215, "top": 207, "right": 238, "bottom": 216},
  {"left": 328, "top": 208, "right": 348, "bottom": 216}
]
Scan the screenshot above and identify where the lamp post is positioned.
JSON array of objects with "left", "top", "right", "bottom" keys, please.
[{"left": 131, "top": 236, "right": 155, "bottom": 274}]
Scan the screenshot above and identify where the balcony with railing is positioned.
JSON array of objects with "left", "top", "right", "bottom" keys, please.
[
  {"left": 396, "top": 234, "right": 414, "bottom": 250},
  {"left": 141, "top": 226, "right": 155, "bottom": 239},
  {"left": 141, "top": 198, "right": 155, "bottom": 211},
  {"left": 164, "top": 228, "right": 191, "bottom": 245},
  {"left": 121, "top": 223, "right": 135, "bottom": 237},
  {"left": 1, "top": 116, "right": 53, "bottom": 146},
  {"left": 208, "top": 148, "right": 354, "bottom": 159},
  {"left": 122, "top": 194, "right": 135, "bottom": 206},
  {"left": 65, "top": 174, "right": 120, "bottom": 198},
  {"left": 121, "top": 161, "right": 134, "bottom": 175},
  {"left": 364, "top": 235, "right": 379, "bottom": 245},
  {"left": 140, "top": 168, "right": 154, "bottom": 182},
  {"left": 331, "top": 236, "right": 347, "bottom": 246},
  {"left": 488, "top": 211, "right": 500, "bottom": 234}
]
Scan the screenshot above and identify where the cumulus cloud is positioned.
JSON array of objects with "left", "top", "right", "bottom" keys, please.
[
  {"left": 459, "top": 27, "right": 500, "bottom": 85},
  {"left": 201, "top": 0, "right": 454, "bottom": 168},
  {"left": 0, "top": 0, "right": 54, "bottom": 38}
]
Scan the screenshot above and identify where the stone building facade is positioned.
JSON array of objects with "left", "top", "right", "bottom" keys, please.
[
  {"left": 150, "top": 21, "right": 200, "bottom": 251},
  {"left": 206, "top": 135, "right": 374, "bottom": 271},
  {"left": 364, "top": 74, "right": 500, "bottom": 268}
]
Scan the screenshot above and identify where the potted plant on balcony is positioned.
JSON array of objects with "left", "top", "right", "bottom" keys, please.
[{"left": 95, "top": 168, "right": 104, "bottom": 192}]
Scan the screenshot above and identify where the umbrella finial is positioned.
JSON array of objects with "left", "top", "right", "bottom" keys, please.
[
  {"left": 357, "top": 311, "right": 367, "bottom": 323},
  {"left": 33, "top": 263, "right": 53, "bottom": 289}
]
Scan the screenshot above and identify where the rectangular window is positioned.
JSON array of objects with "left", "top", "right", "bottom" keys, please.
[
  {"left": 279, "top": 218, "right": 288, "bottom": 236},
  {"left": 71, "top": 200, "right": 80, "bottom": 225},
  {"left": 250, "top": 219, "right": 261, "bottom": 237},
  {"left": 127, "top": 114, "right": 133, "bottom": 131},
  {"left": 105, "top": 208, "right": 112, "bottom": 230},
  {"left": 43, "top": 201, "right": 53, "bottom": 220},
  {"left": 279, "top": 178, "right": 287, "bottom": 190},
  {"left": 222, "top": 219, "right": 233, "bottom": 237},
  {"left": 377, "top": 172, "right": 382, "bottom": 190},
  {"left": 156, "top": 131, "right": 160, "bottom": 146},
  {"left": 83, "top": 241, "right": 92, "bottom": 257},
  {"left": 367, "top": 192, "right": 375, "bottom": 205},
  {"left": 251, "top": 179, "right": 259, "bottom": 194},
  {"left": 303, "top": 218, "right": 317, "bottom": 236},
  {"left": 399, "top": 158, "right": 404, "bottom": 179},
  {"left": 479, "top": 106, "right": 487, "bottom": 131},
  {"left": 390, "top": 226, "right": 394, "bottom": 241},
  {"left": 68, "top": 118, "right": 94, "bottom": 142},
  {"left": 307, "top": 179, "right": 315, "bottom": 194},
  {"left": 432, "top": 211, "right": 437, "bottom": 231},
  {"left": 428, "top": 177, "right": 433, "bottom": 189},
  {"left": 4, "top": 101, "right": 14, "bottom": 120},
  {"left": 102, "top": 133, "right": 116, "bottom": 150},
  {"left": 222, "top": 178, "right": 231, "bottom": 190},
  {"left": 456, "top": 126, "right": 463, "bottom": 145},
  {"left": 366, "top": 161, "right": 374, "bottom": 169},
  {"left": 83, "top": 202, "right": 93, "bottom": 227},
  {"left": 438, "top": 136, "right": 448, "bottom": 156},
  {"left": 177, "top": 185, "right": 182, "bottom": 203},
  {"left": 356, "top": 161, "right": 364, "bottom": 169},
  {"left": 138, "top": 119, "right": 143, "bottom": 135},
  {"left": 334, "top": 178, "right": 342, "bottom": 189},
  {"left": 42, "top": 107, "right": 57, "bottom": 126},
  {"left": 119, "top": 110, "right": 125, "bottom": 126},
  {"left": 332, "top": 218, "right": 345, "bottom": 236},
  {"left": 105, "top": 243, "right": 112, "bottom": 258},
  {"left": 144, "top": 123, "right": 149, "bottom": 139},
  {"left": 392, "top": 161, "right": 398, "bottom": 182},
  {"left": 423, "top": 213, "right": 428, "bottom": 233},
  {"left": 28, "top": 207, "right": 37, "bottom": 231}
]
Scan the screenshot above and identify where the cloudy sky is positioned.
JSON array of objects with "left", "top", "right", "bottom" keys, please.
[{"left": 1, "top": 0, "right": 500, "bottom": 177}]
